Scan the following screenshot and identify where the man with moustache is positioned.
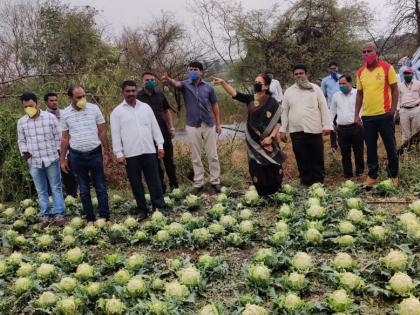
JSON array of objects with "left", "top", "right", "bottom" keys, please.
[
  {"left": 60, "top": 85, "right": 112, "bottom": 225},
  {"left": 111, "top": 80, "right": 167, "bottom": 220}
]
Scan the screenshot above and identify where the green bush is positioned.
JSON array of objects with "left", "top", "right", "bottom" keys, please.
[{"left": 0, "top": 111, "right": 34, "bottom": 201}]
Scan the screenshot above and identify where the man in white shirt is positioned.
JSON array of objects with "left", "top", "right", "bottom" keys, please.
[
  {"left": 397, "top": 66, "right": 420, "bottom": 144},
  {"left": 280, "top": 64, "right": 333, "bottom": 185},
  {"left": 331, "top": 74, "right": 364, "bottom": 178},
  {"left": 265, "top": 70, "right": 283, "bottom": 103},
  {"left": 110, "top": 80, "right": 167, "bottom": 220}
]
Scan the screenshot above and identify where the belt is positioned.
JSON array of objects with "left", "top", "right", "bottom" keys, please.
[
  {"left": 338, "top": 123, "right": 357, "bottom": 128},
  {"left": 69, "top": 145, "right": 101, "bottom": 155},
  {"left": 401, "top": 103, "right": 419, "bottom": 109}
]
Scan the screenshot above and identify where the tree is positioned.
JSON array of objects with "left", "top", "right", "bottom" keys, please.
[
  {"left": 116, "top": 12, "right": 206, "bottom": 111},
  {"left": 233, "top": 0, "right": 368, "bottom": 85},
  {"left": 189, "top": 0, "right": 245, "bottom": 65},
  {"left": 388, "top": 0, "right": 420, "bottom": 46}
]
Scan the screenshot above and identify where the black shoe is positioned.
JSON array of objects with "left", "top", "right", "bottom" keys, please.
[
  {"left": 211, "top": 184, "right": 221, "bottom": 194},
  {"left": 191, "top": 186, "right": 204, "bottom": 196},
  {"left": 137, "top": 211, "right": 149, "bottom": 221},
  {"left": 159, "top": 206, "right": 170, "bottom": 214}
]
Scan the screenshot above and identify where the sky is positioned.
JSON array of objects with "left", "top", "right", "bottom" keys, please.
[{"left": 65, "top": 0, "right": 391, "bottom": 37}]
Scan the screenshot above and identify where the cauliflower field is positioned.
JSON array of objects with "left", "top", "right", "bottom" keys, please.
[{"left": 0, "top": 182, "right": 419, "bottom": 314}]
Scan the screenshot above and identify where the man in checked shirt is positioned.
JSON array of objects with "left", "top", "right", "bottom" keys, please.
[{"left": 17, "top": 92, "right": 66, "bottom": 228}]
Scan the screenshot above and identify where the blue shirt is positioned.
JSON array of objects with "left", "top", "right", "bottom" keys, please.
[
  {"left": 321, "top": 73, "right": 341, "bottom": 109},
  {"left": 181, "top": 79, "right": 218, "bottom": 127}
]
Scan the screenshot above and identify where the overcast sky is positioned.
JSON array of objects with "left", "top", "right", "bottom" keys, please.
[{"left": 65, "top": 0, "right": 390, "bottom": 36}]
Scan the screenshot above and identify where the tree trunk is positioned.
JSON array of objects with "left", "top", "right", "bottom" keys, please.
[{"left": 416, "top": 0, "right": 420, "bottom": 46}]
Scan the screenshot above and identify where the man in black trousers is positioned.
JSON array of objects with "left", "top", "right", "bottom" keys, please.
[
  {"left": 280, "top": 64, "right": 333, "bottom": 185},
  {"left": 330, "top": 74, "right": 364, "bottom": 178},
  {"left": 111, "top": 80, "right": 167, "bottom": 220},
  {"left": 137, "top": 71, "right": 178, "bottom": 193}
]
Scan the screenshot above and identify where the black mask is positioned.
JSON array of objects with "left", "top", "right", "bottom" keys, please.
[{"left": 254, "top": 83, "right": 263, "bottom": 93}]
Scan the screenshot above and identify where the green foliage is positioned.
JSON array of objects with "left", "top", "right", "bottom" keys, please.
[
  {"left": 232, "top": 0, "right": 369, "bottom": 85},
  {"left": 0, "top": 111, "right": 33, "bottom": 201}
]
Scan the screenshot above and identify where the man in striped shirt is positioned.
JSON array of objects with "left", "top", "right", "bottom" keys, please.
[
  {"left": 60, "top": 85, "right": 111, "bottom": 225},
  {"left": 17, "top": 92, "right": 66, "bottom": 228}
]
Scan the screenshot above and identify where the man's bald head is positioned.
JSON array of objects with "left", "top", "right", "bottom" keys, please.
[{"left": 363, "top": 42, "right": 377, "bottom": 52}]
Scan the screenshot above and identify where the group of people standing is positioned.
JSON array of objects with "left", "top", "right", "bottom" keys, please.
[{"left": 17, "top": 42, "right": 413, "bottom": 226}]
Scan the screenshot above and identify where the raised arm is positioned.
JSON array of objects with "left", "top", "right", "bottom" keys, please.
[
  {"left": 212, "top": 77, "right": 237, "bottom": 97},
  {"left": 161, "top": 74, "right": 182, "bottom": 90}
]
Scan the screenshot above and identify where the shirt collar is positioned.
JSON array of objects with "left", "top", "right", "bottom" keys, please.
[
  {"left": 122, "top": 99, "right": 141, "bottom": 107},
  {"left": 188, "top": 78, "right": 204, "bottom": 86}
]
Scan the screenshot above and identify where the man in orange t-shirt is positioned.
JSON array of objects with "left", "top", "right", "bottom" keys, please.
[{"left": 355, "top": 42, "right": 399, "bottom": 187}]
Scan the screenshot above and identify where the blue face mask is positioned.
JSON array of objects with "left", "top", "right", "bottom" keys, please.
[
  {"left": 331, "top": 71, "right": 339, "bottom": 81},
  {"left": 188, "top": 70, "right": 200, "bottom": 80},
  {"left": 340, "top": 86, "right": 350, "bottom": 94}
]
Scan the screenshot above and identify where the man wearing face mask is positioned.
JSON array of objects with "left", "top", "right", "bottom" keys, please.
[
  {"left": 137, "top": 72, "right": 178, "bottom": 193},
  {"left": 331, "top": 74, "right": 364, "bottom": 178},
  {"left": 397, "top": 66, "right": 420, "bottom": 144},
  {"left": 321, "top": 62, "right": 341, "bottom": 153},
  {"left": 355, "top": 42, "right": 399, "bottom": 187},
  {"left": 17, "top": 92, "right": 66, "bottom": 228},
  {"left": 162, "top": 61, "right": 221, "bottom": 195},
  {"left": 60, "top": 85, "right": 112, "bottom": 225},
  {"left": 280, "top": 64, "right": 333, "bottom": 186},
  {"left": 44, "top": 92, "right": 78, "bottom": 198},
  {"left": 111, "top": 80, "right": 167, "bottom": 220}
]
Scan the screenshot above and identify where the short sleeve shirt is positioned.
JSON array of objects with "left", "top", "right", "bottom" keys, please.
[
  {"left": 356, "top": 59, "right": 398, "bottom": 116},
  {"left": 61, "top": 103, "right": 105, "bottom": 152},
  {"left": 181, "top": 79, "right": 218, "bottom": 127}
]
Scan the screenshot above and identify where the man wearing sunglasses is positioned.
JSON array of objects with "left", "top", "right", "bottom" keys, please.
[
  {"left": 137, "top": 72, "right": 178, "bottom": 193},
  {"left": 60, "top": 85, "right": 112, "bottom": 225},
  {"left": 355, "top": 42, "right": 399, "bottom": 187},
  {"left": 397, "top": 66, "right": 420, "bottom": 144}
]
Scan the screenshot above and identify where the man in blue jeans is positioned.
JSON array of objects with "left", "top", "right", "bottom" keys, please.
[
  {"left": 60, "top": 85, "right": 112, "bottom": 225},
  {"left": 17, "top": 92, "right": 66, "bottom": 228},
  {"left": 111, "top": 80, "right": 167, "bottom": 220}
]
